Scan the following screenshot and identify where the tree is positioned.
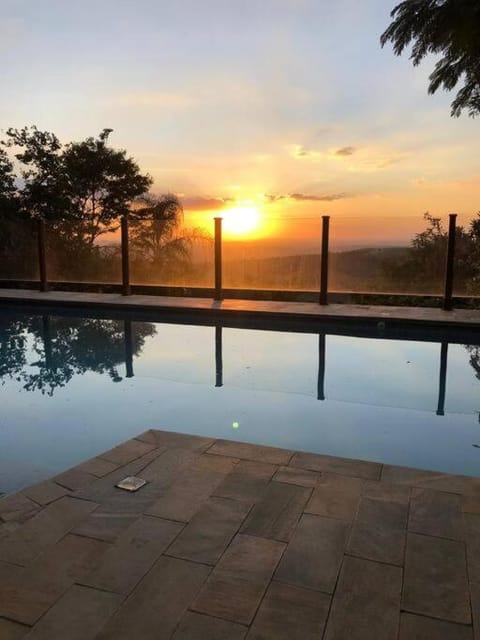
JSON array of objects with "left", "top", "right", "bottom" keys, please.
[
  {"left": 130, "top": 194, "right": 207, "bottom": 283},
  {"left": 381, "top": 0, "right": 480, "bottom": 117}
]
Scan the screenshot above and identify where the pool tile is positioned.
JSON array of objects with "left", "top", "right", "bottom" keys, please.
[
  {"left": 98, "top": 438, "right": 157, "bottom": 466},
  {"left": 136, "top": 429, "right": 214, "bottom": 451},
  {"left": 403, "top": 532, "right": 471, "bottom": 623},
  {"left": 274, "top": 514, "right": 349, "bottom": 593},
  {"left": 323, "top": 556, "right": 402, "bottom": 640},
  {"left": 362, "top": 479, "right": 411, "bottom": 504},
  {"left": 273, "top": 465, "right": 321, "bottom": 488}
]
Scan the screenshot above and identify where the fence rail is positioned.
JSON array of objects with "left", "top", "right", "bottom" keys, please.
[{"left": 0, "top": 213, "right": 468, "bottom": 310}]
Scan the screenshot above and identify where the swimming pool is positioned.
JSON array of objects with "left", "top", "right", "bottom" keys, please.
[{"left": 1, "top": 307, "right": 479, "bottom": 493}]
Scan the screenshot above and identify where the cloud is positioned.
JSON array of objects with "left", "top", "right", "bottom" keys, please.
[
  {"left": 180, "top": 196, "right": 232, "bottom": 211},
  {"left": 108, "top": 92, "right": 195, "bottom": 109},
  {"left": 265, "top": 192, "right": 350, "bottom": 202},
  {"left": 335, "top": 146, "right": 356, "bottom": 156}
]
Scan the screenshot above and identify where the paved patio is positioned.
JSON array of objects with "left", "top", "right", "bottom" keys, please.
[{"left": 1, "top": 430, "right": 479, "bottom": 639}]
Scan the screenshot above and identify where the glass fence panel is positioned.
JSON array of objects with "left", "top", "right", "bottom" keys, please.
[
  {"left": 329, "top": 215, "right": 448, "bottom": 295},
  {"left": 453, "top": 212, "right": 480, "bottom": 297},
  {"left": 45, "top": 218, "right": 122, "bottom": 283},
  {"left": 130, "top": 213, "right": 213, "bottom": 287},
  {"left": 223, "top": 217, "right": 322, "bottom": 291},
  {"left": 0, "top": 218, "right": 38, "bottom": 280}
]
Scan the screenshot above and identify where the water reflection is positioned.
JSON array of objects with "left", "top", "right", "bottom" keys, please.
[{"left": 0, "top": 314, "right": 156, "bottom": 396}]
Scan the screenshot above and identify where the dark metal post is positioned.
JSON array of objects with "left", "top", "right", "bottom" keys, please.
[
  {"left": 442, "top": 213, "right": 457, "bottom": 311},
  {"left": 317, "top": 333, "right": 326, "bottom": 400},
  {"left": 436, "top": 341, "right": 448, "bottom": 416},
  {"left": 215, "top": 325, "right": 223, "bottom": 387},
  {"left": 37, "top": 219, "right": 48, "bottom": 292},
  {"left": 121, "top": 215, "right": 131, "bottom": 296},
  {"left": 214, "top": 217, "right": 223, "bottom": 301},
  {"left": 319, "top": 215, "right": 330, "bottom": 305},
  {"left": 124, "top": 319, "right": 134, "bottom": 378}
]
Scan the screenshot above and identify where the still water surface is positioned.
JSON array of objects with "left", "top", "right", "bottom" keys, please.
[{"left": 1, "top": 310, "right": 479, "bottom": 493}]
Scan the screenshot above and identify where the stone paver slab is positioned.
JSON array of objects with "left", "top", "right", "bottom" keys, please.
[
  {"left": 0, "top": 534, "right": 108, "bottom": 625},
  {"left": 213, "top": 460, "right": 277, "bottom": 503},
  {"left": 146, "top": 454, "right": 237, "bottom": 522},
  {"left": 274, "top": 514, "right": 349, "bottom": 593},
  {"left": 409, "top": 488, "right": 464, "bottom": 540},
  {"left": 53, "top": 468, "right": 97, "bottom": 491},
  {"left": 399, "top": 612, "right": 473, "bottom": 639},
  {"left": 471, "top": 581, "right": 480, "bottom": 640},
  {"left": 23, "top": 585, "right": 124, "bottom": 640},
  {"left": 241, "top": 481, "right": 310, "bottom": 541},
  {"left": 136, "top": 429, "right": 214, "bottom": 451},
  {"left": 403, "top": 532, "right": 471, "bottom": 624},
  {"left": 347, "top": 496, "right": 408, "bottom": 566},
  {"left": 305, "top": 474, "right": 363, "bottom": 521},
  {"left": 362, "top": 480, "right": 411, "bottom": 504},
  {"left": 290, "top": 451, "right": 381, "bottom": 480},
  {"left": 71, "top": 508, "right": 137, "bottom": 543},
  {"left": 172, "top": 612, "right": 247, "bottom": 639},
  {"left": 0, "top": 618, "right": 29, "bottom": 640},
  {"left": 382, "top": 465, "right": 480, "bottom": 495},
  {"left": 193, "top": 534, "right": 285, "bottom": 625},
  {"left": 167, "top": 497, "right": 250, "bottom": 565},
  {"left": 273, "top": 466, "right": 321, "bottom": 487},
  {"left": 323, "top": 556, "right": 402, "bottom": 640},
  {"left": 0, "top": 496, "right": 98, "bottom": 565},
  {"left": 0, "top": 494, "right": 40, "bottom": 524},
  {"left": 81, "top": 515, "right": 182, "bottom": 594},
  {"left": 466, "top": 513, "right": 480, "bottom": 584},
  {"left": 98, "top": 438, "right": 157, "bottom": 466},
  {"left": 22, "top": 480, "right": 70, "bottom": 506},
  {"left": 207, "top": 439, "right": 293, "bottom": 465},
  {"left": 247, "top": 581, "right": 330, "bottom": 640},
  {"left": 96, "top": 556, "right": 210, "bottom": 640},
  {"left": 77, "top": 457, "right": 119, "bottom": 478}
]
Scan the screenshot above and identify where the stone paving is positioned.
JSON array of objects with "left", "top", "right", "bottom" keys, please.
[{"left": 1, "top": 429, "right": 479, "bottom": 639}]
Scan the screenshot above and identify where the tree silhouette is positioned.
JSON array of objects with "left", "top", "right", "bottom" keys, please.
[
  {"left": 0, "top": 315, "right": 157, "bottom": 396},
  {"left": 381, "top": 0, "right": 480, "bottom": 117}
]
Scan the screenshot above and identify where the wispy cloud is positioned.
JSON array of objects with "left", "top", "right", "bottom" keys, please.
[
  {"left": 335, "top": 146, "right": 356, "bottom": 156},
  {"left": 265, "top": 192, "right": 350, "bottom": 202},
  {"left": 180, "top": 196, "right": 233, "bottom": 211}
]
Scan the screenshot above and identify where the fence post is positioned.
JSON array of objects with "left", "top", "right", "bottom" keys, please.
[
  {"left": 215, "top": 325, "right": 223, "bottom": 387},
  {"left": 442, "top": 213, "right": 457, "bottom": 311},
  {"left": 214, "top": 217, "right": 223, "bottom": 301},
  {"left": 319, "top": 215, "right": 330, "bottom": 305},
  {"left": 121, "top": 214, "right": 131, "bottom": 296},
  {"left": 37, "top": 219, "right": 48, "bottom": 292}
]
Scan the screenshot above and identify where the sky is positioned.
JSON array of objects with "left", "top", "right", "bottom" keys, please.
[{"left": 1, "top": 0, "right": 480, "bottom": 245}]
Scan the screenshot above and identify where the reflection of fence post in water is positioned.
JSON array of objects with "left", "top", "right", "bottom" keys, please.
[
  {"left": 317, "top": 333, "right": 326, "bottom": 400},
  {"left": 124, "top": 319, "right": 134, "bottom": 378},
  {"left": 319, "top": 215, "right": 330, "bottom": 305},
  {"left": 442, "top": 213, "right": 457, "bottom": 311},
  {"left": 215, "top": 325, "right": 223, "bottom": 387},
  {"left": 214, "top": 217, "right": 223, "bottom": 301},
  {"left": 37, "top": 219, "right": 48, "bottom": 292},
  {"left": 121, "top": 215, "right": 131, "bottom": 296},
  {"left": 42, "top": 315, "right": 53, "bottom": 370},
  {"left": 436, "top": 342, "right": 448, "bottom": 416}
]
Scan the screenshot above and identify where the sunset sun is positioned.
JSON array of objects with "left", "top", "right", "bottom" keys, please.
[{"left": 221, "top": 206, "right": 260, "bottom": 238}]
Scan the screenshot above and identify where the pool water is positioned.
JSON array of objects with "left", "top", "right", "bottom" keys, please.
[{"left": 1, "top": 309, "right": 479, "bottom": 494}]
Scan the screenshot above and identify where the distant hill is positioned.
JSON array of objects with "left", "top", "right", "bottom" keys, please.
[{"left": 222, "top": 247, "right": 409, "bottom": 291}]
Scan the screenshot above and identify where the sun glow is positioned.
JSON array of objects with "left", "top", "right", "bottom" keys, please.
[{"left": 221, "top": 205, "right": 261, "bottom": 238}]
